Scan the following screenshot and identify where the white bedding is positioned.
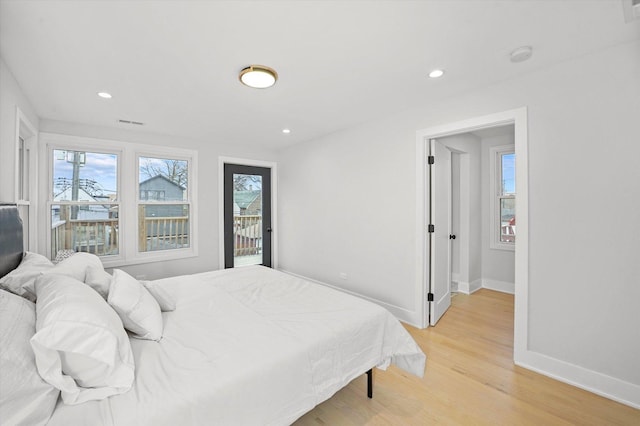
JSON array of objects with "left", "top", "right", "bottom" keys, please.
[{"left": 46, "top": 266, "right": 425, "bottom": 426}]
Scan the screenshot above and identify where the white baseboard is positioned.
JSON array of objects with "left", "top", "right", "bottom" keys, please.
[
  {"left": 469, "top": 279, "right": 482, "bottom": 294},
  {"left": 482, "top": 278, "right": 515, "bottom": 294},
  {"left": 457, "top": 281, "right": 469, "bottom": 294},
  {"left": 516, "top": 349, "right": 640, "bottom": 409},
  {"left": 455, "top": 278, "right": 481, "bottom": 294},
  {"left": 278, "top": 269, "right": 422, "bottom": 328},
  {"left": 451, "top": 273, "right": 460, "bottom": 293}
]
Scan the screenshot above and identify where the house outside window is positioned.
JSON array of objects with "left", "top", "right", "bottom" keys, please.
[
  {"left": 140, "top": 190, "right": 166, "bottom": 201},
  {"left": 490, "top": 145, "right": 516, "bottom": 250}
]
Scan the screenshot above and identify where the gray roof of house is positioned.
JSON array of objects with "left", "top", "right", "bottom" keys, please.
[
  {"left": 139, "top": 174, "right": 186, "bottom": 190},
  {"left": 234, "top": 190, "right": 261, "bottom": 208}
]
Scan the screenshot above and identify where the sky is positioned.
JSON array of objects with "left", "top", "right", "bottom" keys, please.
[
  {"left": 53, "top": 150, "right": 117, "bottom": 195},
  {"left": 53, "top": 151, "right": 189, "bottom": 197},
  {"left": 502, "top": 153, "right": 516, "bottom": 194}
]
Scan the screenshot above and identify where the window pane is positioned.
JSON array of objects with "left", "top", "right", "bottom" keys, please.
[
  {"left": 53, "top": 150, "right": 118, "bottom": 201},
  {"left": 139, "top": 157, "right": 188, "bottom": 201},
  {"left": 501, "top": 153, "right": 516, "bottom": 195},
  {"left": 500, "top": 198, "right": 516, "bottom": 243},
  {"left": 139, "top": 204, "right": 190, "bottom": 252},
  {"left": 233, "top": 174, "right": 263, "bottom": 266},
  {"left": 51, "top": 204, "right": 119, "bottom": 258}
]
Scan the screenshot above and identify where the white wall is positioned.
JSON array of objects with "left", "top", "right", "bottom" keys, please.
[
  {"left": 278, "top": 120, "right": 418, "bottom": 311},
  {"left": 480, "top": 134, "right": 515, "bottom": 289},
  {"left": 38, "top": 119, "right": 279, "bottom": 279},
  {"left": 278, "top": 39, "right": 640, "bottom": 405},
  {"left": 0, "top": 57, "right": 39, "bottom": 202}
]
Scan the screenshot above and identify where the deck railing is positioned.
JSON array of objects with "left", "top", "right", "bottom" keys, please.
[
  {"left": 51, "top": 218, "right": 119, "bottom": 256},
  {"left": 51, "top": 214, "right": 261, "bottom": 258},
  {"left": 51, "top": 215, "right": 190, "bottom": 257},
  {"left": 139, "top": 214, "right": 189, "bottom": 252},
  {"left": 234, "top": 214, "right": 262, "bottom": 257}
]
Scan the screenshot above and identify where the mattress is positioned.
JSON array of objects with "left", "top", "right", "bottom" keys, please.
[{"left": 46, "top": 266, "right": 425, "bottom": 426}]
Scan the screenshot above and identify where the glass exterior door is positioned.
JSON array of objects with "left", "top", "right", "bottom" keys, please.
[{"left": 224, "top": 164, "right": 271, "bottom": 268}]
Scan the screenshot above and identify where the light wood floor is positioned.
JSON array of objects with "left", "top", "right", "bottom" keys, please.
[{"left": 294, "top": 289, "right": 640, "bottom": 425}]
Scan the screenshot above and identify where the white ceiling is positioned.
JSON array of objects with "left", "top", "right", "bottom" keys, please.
[{"left": 1, "top": 1, "right": 638, "bottom": 150}]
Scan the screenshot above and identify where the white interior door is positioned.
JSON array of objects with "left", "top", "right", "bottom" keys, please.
[{"left": 429, "top": 139, "right": 452, "bottom": 326}]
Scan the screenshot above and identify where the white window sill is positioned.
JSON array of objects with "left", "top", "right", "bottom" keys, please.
[
  {"left": 101, "top": 248, "right": 198, "bottom": 269},
  {"left": 489, "top": 241, "right": 515, "bottom": 251}
]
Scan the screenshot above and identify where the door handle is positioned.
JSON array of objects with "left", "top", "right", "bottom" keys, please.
[
  {"left": 449, "top": 234, "right": 456, "bottom": 240},
  {"left": 266, "top": 228, "right": 272, "bottom": 232}
]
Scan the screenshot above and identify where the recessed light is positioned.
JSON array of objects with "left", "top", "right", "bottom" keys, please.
[
  {"left": 97, "top": 92, "right": 112, "bottom": 99},
  {"left": 428, "top": 69, "right": 444, "bottom": 78},
  {"left": 510, "top": 46, "right": 533, "bottom": 63},
  {"left": 239, "top": 65, "right": 278, "bottom": 89},
  {"left": 282, "top": 128, "right": 291, "bottom": 134}
]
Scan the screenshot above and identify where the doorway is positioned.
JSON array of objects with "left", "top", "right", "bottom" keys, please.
[
  {"left": 223, "top": 163, "right": 272, "bottom": 268},
  {"left": 415, "top": 107, "right": 529, "bottom": 364},
  {"left": 428, "top": 128, "right": 516, "bottom": 322}
]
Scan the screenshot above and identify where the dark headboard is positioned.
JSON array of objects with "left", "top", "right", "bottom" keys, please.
[{"left": 0, "top": 204, "right": 24, "bottom": 279}]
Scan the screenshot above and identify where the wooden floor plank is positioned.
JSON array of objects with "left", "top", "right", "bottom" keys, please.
[{"left": 294, "top": 289, "right": 640, "bottom": 425}]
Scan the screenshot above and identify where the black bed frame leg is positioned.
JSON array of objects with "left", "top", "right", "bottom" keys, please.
[{"left": 366, "top": 368, "right": 373, "bottom": 399}]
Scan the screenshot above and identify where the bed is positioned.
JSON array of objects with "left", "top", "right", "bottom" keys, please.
[{"left": 0, "top": 204, "right": 425, "bottom": 425}]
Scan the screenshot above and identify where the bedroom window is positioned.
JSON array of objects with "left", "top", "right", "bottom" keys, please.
[
  {"left": 44, "top": 133, "right": 198, "bottom": 267},
  {"left": 137, "top": 156, "right": 191, "bottom": 253},
  {"left": 50, "top": 149, "right": 120, "bottom": 258},
  {"left": 490, "top": 145, "right": 516, "bottom": 250}
]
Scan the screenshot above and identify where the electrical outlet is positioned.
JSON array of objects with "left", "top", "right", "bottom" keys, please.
[{"left": 339, "top": 272, "right": 348, "bottom": 280}]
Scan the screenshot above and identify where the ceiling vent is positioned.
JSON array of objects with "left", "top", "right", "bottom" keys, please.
[
  {"left": 622, "top": 0, "right": 640, "bottom": 22},
  {"left": 118, "top": 119, "right": 144, "bottom": 126}
]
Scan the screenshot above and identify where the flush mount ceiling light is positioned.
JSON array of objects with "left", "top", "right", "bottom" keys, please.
[
  {"left": 428, "top": 69, "right": 444, "bottom": 78},
  {"left": 97, "top": 92, "right": 112, "bottom": 99},
  {"left": 510, "top": 46, "right": 533, "bottom": 63},
  {"left": 282, "top": 128, "right": 291, "bottom": 134},
  {"left": 239, "top": 65, "right": 278, "bottom": 89}
]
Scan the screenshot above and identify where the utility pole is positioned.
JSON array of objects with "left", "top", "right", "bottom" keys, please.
[{"left": 70, "top": 152, "right": 82, "bottom": 219}]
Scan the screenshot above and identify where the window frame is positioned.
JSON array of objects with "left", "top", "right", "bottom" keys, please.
[
  {"left": 41, "top": 133, "right": 198, "bottom": 267},
  {"left": 14, "top": 107, "right": 39, "bottom": 252},
  {"left": 489, "top": 144, "right": 516, "bottom": 251}
]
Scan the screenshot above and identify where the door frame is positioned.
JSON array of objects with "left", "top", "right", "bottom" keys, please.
[
  {"left": 218, "top": 156, "right": 278, "bottom": 269},
  {"left": 415, "top": 107, "right": 528, "bottom": 364}
]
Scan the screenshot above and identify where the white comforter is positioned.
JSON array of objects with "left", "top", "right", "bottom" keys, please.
[{"left": 47, "top": 266, "right": 425, "bottom": 426}]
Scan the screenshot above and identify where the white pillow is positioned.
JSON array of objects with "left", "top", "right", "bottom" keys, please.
[
  {"left": 85, "top": 266, "right": 112, "bottom": 299},
  {"left": 0, "top": 290, "right": 59, "bottom": 425},
  {"left": 109, "top": 269, "right": 163, "bottom": 341},
  {"left": 142, "top": 280, "right": 176, "bottom": 312},
  {"left": 0, "top": 252, "right": 53, "bottom": 301},
  {"left": 43, "top": 252, "right": 103, "bottom": 282},
  {"left": 30, "top": 274, "right": 134, "bottom": 405}
]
